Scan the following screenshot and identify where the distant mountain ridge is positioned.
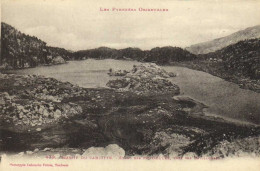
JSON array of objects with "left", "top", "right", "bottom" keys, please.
[
  {"left": 186, "top": 25, "right": 260, "bottom": 54},
  {"left": 74, "top": 46, "right": 197, "bottom": 64}
]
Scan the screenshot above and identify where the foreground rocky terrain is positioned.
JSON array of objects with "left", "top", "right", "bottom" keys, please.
[{"left": 0, "top": 64, "right": 259, "bottom": 159}]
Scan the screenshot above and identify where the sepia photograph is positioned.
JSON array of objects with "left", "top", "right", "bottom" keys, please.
[{"left": 0, "top": 0, "right": 260, "bottom": 170}]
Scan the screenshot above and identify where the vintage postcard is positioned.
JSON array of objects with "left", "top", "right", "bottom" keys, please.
[{"left": 0, "top": 0, "right": 260, "bottom": 170}]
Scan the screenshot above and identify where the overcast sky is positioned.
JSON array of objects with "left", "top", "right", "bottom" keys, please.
[{"left": 2, "top": 0, "right": 260, "bottom": 51}]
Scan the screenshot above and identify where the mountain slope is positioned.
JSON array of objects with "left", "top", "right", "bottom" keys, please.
[
  {"left": 178, "top": 38, "right": 260, "bottom": 92},
  {"left": 206, "top": 38, "right": 260, "bottom": 79},
  {"left": 186, "top": 25, "right": 260, "bottom": 54},
  {"left": 1, "top": 22, "right": 72, "bottom": 69}
]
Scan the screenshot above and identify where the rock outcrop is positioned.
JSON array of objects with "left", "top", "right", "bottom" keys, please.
[
  {"left": 107, "top": 63, "right": 179, "bottom": 95},
  {"left": 52, "top": 56, "right": 66, "bottom": 64}
]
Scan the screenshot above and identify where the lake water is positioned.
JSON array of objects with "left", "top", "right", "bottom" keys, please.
[{"left": 8, "top": 59, "right": 260, "bottom": 125}]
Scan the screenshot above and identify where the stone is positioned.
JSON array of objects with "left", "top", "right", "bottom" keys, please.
[
  {"left": 17, "top": 152, "right": 24, "bottom": 156},
  {"left": 52, "top": 56, "right": 66, "bottom": 64},
  {"left": 43, "top": 148, "right": 51, "bottom": 152},
  {"left": 3, "top": 92, "right": 11, "bottom": 100},
  {"left": 26, "top": 151, "right": 34, "bottom": 155},
  {"left": 54, "top": 109, "right": 62, "bottom": 119},
  {"left": 36, "top": 128, "right": 41, "bottom": 131},
  {"left": 43, "top": 109, "right": 49, "bottom": 117},
  {"left": 0, "top": 97, "right": 5, "bottom": 105},
  {"left": 168, "top": 72, "right": 177, "bottom": 77},
  {"left": 18, "top": 112, "right": 24, "bottom": 119},
  {"left": 42, "top": 88, "right": 47, "bottom": 93},
  {"left": 17, "top": 105, "right": 25, "bottom": 111},
  {"left": 38, "top": 106, "right": 44, "bottom": 114}
]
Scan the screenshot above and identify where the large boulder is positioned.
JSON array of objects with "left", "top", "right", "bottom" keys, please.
[{"left": 52, "top": 56, "right": 66, "bottom": 64}]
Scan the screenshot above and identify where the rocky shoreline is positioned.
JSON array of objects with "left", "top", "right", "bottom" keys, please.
[
  {"left": 172, "top": 60, "right": 260, "bottom": 93},
  {"left": 107, "top": 63, "right": 179, "bottom": 95},
  {"left": 0, "top": 64, "right": 260, "bottom": 158}
]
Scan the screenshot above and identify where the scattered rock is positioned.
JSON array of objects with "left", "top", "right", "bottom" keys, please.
[
  {"left": 43, "top": 109, "right": 49, "bottom": 117},
  {"left": 43, "top": 148, "right": 51, "bottom": 152},
  {"left": 54, "top": 109, "right": 62, "bottom": 119},
  {"left": 36, "top": 128, "right": 41, "bottom": 132},
  {"left": 26, "top": 151, "right": 34, "bottom": 155},
  {"left": 17, "top": 152, "right": 24, "bottom": 156}
]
